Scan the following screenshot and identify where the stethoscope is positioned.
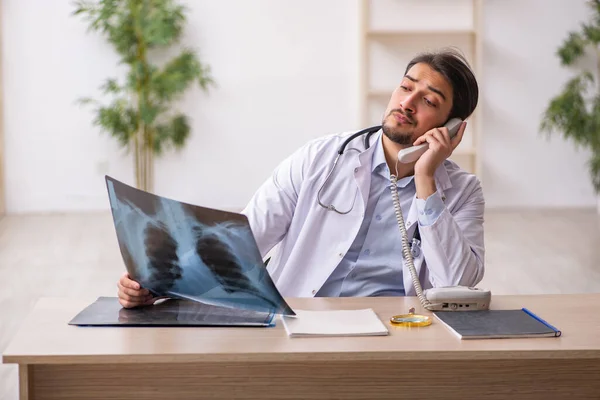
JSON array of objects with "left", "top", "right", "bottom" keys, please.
[
  {"left": 316, "top": 125, "right": 382, "bottom": 214},
  {"left": 315, "top": 124, "right": 422, "bottom": 258}
]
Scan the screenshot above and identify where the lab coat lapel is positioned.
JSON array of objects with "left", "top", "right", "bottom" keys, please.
[
  {"left": 353, "top": 156, "right": 369, "bottom": 213},
  {"left": 352, "top": 135, "right": 380, "bottom": 214},
  {"left": 405, "top": 193, "right": 419, "bottom": 237}
]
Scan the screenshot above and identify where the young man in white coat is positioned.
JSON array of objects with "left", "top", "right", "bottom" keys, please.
[{"left": 117, "top": 48, "right": 484, "bottom": 308}]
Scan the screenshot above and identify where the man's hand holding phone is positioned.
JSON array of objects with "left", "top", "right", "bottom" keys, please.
[
  {"left": 414, "top": 120, "right": 467, "bottom": 178},
  {"left": 413, "top": 120, "right": 467, "bottom": 200}
]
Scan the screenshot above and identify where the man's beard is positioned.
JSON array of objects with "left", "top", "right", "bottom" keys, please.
[{"left": 382, "top": 112, "right": 415, "bottom": 145}]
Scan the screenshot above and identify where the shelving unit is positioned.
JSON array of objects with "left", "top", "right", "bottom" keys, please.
[
  {"left": 0, "top": 0, "right": 5, "bottom": 217},
  {"left": 358, "top": 0, "right": 484, "bottom": 178}
]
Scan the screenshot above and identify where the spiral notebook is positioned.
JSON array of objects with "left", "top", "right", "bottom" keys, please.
[{"left": 433, "top": 308, "right": 562, "bottom": 340}]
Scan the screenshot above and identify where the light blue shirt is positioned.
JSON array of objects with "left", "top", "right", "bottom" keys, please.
[{"left": 316, "top": 133, "right": 445, "bottom": 297}]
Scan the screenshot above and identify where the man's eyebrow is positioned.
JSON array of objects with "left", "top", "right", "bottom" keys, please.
[{"left": 404, "top": 74, "right": 447, "bottom": 101}]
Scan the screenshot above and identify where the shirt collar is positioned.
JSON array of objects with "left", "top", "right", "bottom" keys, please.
[
  {"left": 371, "top": 132, "right": 387, "bottom": 174},
  {"left": 370, "top": 132, "right": 415, "bottom": 187}
]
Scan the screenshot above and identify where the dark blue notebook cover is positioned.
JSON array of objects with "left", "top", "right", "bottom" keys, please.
[{"left": 433, "top": 308, "right": 562, "bottom": 340}]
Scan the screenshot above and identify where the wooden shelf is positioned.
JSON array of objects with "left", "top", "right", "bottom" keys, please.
[
  {"left": 367, "top": 28, "right": 476, "bottom": 38},
  {"left": 0, "top": 0, "right": 5, "bottom": 217},
  {"left": 368, "top": 90, "right": 392, "bottom": 98},
  {"left": 453, "top": 148, "right": 476, "bottom": 157}
]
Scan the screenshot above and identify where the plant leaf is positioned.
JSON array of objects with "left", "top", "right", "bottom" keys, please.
[
  {"left": 582, "top": 22, "right": 600, "bottom": 44},
  {"left": 540, "top": 72, "right": 594, "bottom": 147},
  {"left": 91, "top": 98, "right": 137, "bottom": 148},
  {"left": 101, "top": 78, "right": 122, "bottom": 95},
  {"left": 557, "top": 31, "right": 588, "bottom": 66},
  {"left": 140, "top": 100, "right": 162, "bottom": 125},
  {"left": 150, "top": 49, "right": 214, "bottom": 103},
  {"left": 153, "top": 113, "right": 190, "bottom": 155},
  {"left": 589, "top": 149, "right": 600, "bottom": 192},
  {"left": 76, "top": 96, "right": 99, "bottom": 106},
  {"left": 141, "top": 0, "right": 186, "bottom": 47}
]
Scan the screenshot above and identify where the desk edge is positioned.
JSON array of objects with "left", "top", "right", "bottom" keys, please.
[{"left": 4, "top": 349, "right": 600, "bottom": 365}]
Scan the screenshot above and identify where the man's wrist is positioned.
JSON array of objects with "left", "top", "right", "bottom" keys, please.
[{"left": 415, "top": 174, "right": 437, "bottom": 199}]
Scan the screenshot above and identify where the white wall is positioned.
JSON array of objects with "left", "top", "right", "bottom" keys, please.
[
  {"left": 1, "top": 0, "right": 597, "bottom": 214},
  {"left": 2, "top": 0, "right": 360, "bottom": 213},
  {"left": 481, "top": 0, "right": 597, "bottom": 208}
]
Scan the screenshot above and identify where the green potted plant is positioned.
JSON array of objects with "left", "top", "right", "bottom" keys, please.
[
  {"left": 540, "top": 0, "right": 600, "bottom": 213},
  {"left": 74, "top": 0, "right": 213, "bottom": 192}
]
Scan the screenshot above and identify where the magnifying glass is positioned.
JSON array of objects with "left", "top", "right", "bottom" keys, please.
[{"left": 390, "top": 307, "right": 432, "bottom": 327}]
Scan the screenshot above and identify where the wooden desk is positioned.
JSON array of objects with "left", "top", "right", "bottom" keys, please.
[{"left": 2, "top": 294, "right": 600, "bottom": 400}]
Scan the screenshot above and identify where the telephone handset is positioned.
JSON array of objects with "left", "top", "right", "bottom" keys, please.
[
  {"left": 397, "top": 117, "right": 464, "bottom": 164},
  {"left": 389, "top": 117, "right": 491, "bottom": 312}
]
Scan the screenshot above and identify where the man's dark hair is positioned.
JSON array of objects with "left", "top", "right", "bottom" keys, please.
[{"left": 404, "top": 48, "right": 479, "bottom": 121}]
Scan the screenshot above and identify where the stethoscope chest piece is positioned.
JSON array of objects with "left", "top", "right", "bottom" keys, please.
[{"left": 410, "top": 238, "right": 421, "bottom": 258}]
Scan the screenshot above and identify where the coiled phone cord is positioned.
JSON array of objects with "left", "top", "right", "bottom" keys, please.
[{"left": 390, "top": 168, "right": 440, "bottom": 311}]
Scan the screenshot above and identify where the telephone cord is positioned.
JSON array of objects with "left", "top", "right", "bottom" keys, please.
[{"left": 389, "top": 170, "right": 441, "bottom": 311}]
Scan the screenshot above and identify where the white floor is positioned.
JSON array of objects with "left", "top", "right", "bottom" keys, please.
[{"left": 1, "top": 209, "right": 599, "bottom": 399}]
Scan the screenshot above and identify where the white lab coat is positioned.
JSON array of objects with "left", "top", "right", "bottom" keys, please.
[{"left": 241, "top": 129, "right": 485, "bottom": 298}]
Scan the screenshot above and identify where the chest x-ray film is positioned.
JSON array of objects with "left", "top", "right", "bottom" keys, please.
[
  {"left": 69, "top": 296, "right": 276, "bottom": 327},
  {"left": 105, "top": 175, "right": 295, "bottom": 316}
]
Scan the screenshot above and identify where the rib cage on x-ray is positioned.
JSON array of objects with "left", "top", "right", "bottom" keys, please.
[
  {"left": 194, "top": 228, "right": 267, "bottom": 299},
  {"left": 105, "top": 176, "right": 294, "bottom": 316},
  {"left": 143, "top": 222, "right": 182, "bottom": 293}
]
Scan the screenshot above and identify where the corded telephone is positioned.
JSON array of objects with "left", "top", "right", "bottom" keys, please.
[
  {"left": 391, "top": 117, "right": 491, "bottom": 312},
  {"left": 397, "top": 117, "right": 463, "bottom": 163}
]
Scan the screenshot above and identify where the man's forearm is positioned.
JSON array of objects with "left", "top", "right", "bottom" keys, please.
[
  {"left": 415, "top": 175, "right": 437, "bottom": 199},
  {"left": 419, "top": 209, "right": 484, "bottom": 287},
  {"left": 417, "top": 191, "right": 486, "bottom": 288}
]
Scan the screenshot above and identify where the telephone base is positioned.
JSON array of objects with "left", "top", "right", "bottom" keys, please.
[{"left": 424, "top": 286, "right": 491, "bottom": 311}]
